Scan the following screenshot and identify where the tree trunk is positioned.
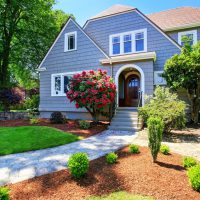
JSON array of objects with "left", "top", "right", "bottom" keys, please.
[
  {"left": 92, "top": 112, "right": 100, "bottom": 123},
  {"left": 188, "top": 86, "right": 200, "bottom": 124}
]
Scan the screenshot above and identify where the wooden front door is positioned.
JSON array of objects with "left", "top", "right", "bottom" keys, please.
[{"left": 125, "top": 75, "right": 140, "bottom": 107}]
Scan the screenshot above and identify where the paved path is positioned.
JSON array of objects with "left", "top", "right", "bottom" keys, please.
[
  {"left": 134, "top": 130, "right": 200, "bottom": 161},
  {"left": 0, "top": 130, "right": 137, "bottom": 186}
]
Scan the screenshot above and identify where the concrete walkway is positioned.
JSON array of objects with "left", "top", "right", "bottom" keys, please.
[{"left": 0, "top": 130, "right": 137, "bottom": 186}]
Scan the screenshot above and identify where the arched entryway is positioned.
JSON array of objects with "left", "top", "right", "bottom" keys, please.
[{"left": 115, "top": 64, "right": 145, "bottom": 107}]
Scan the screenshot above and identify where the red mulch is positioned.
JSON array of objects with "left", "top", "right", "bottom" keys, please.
[
  {"left": 8, "top": 147, "right": 200, "bottom": 200},
  {"left": 0, "top": 119, "right": 108, "bottom": 138}
]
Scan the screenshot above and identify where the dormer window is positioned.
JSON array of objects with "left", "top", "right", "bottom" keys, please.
[
  {"left": 64, "top": 31, "right": 77, "bottom": 52},
  {"left": 178, "top": 30, "right": 197, "bottom": 46},
  {"left": 109, "top": 29, "right": 147, "bottom": 56}
]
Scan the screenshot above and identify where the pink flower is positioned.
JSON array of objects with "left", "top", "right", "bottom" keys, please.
[{"left": 75, "top": 103, "right": 79, "bottom": 108}]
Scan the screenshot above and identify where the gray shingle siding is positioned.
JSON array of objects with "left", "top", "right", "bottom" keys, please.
[
  {"left": 84, "top": 11, "right": 181, "bottom": 71},
  {"left": 39, "top": 19, "right": 109, "bottom": 115}
]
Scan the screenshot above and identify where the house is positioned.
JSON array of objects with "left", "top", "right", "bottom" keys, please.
[{"left": 38, "top": 5, "right": 200, "bottom": 125}]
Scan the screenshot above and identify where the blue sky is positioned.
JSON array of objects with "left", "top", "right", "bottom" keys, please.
[{"left": 53, "top": 0, "right": 200, "bottom": 26}]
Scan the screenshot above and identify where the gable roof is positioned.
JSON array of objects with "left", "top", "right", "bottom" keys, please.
[
  {"left": 90, "top": 4, "right": 135, "bottom": 19},
  {"left": 147, "top": 7, "right": 200, "bottom": 31},
  {"left": 38, "top": 17, "right": 109, "bottom": 70}
]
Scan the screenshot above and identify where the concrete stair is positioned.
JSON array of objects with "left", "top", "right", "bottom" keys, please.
[{"left": 109, "top": 107, "right": 143, "bottom": 131}]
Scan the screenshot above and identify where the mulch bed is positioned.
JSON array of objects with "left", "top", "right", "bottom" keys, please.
[
  {"left": 0, "top": 119, "right": 109, "bottom": 138},
  {"left": 8, "top": 147, "right": 200, "bottom": 200}
]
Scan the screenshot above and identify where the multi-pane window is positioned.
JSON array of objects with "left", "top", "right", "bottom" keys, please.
[
  {"left": 129, "top": 78, "right": 139, "bottom": 87},
  {"left": 52, "top": 72, "right": 79, "bottom": 96},
  {"left": 110, "top": 29, "right": 147, "bottom": 56},
  {"left": 112, "top": 36, "right": 120, "bottom": 55},
  {"left": 64, "top": 31, "right": 77, "bottom": 52},
  {"left": 124, "top": 34, "right": 132, "bottom": 53},
  {"left": 178, "top": 30, "right": 197, "bottom": 46},
  {"left": 135, "top": 32, "right": 144, "bottom": 52}
]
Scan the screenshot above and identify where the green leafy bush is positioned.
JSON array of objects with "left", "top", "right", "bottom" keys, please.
[
  {"left": 0, "top": 187, "right": 9, "bottom": 200},
  {"left": 160, "top": 144, "right": 170, "bottom": 155},
  {"left": 79, "top": 120, "right": 90, "bottom": 129},
  {"left": 147, "top": 117, "right": 164, "bottom": 162},
  {"left": 29, "top": 117, "right": 39, "bottom": 125},
  {"left": 183, "top": 157, "right": 198, "bottom": 169},
  {"left": 187, "top": 164, "right": 200, "bottom": 191},
  {"left": 50, "top": 111, "right": 65, "bottom": 124},
  {"left": 68, "top": 152, "right": 89, "bottom": 179},
  {"left": 129, "top": 144, "right": 140, "bottom": 154},
  {"left": 24, "top": 94, "right": 39, "bottom": 110},
  {"left": 106, "top": 152, "right": 118, "bottom": 164},
  {"left": 139, "top": 86, "right": 186, "bottom": 133}
]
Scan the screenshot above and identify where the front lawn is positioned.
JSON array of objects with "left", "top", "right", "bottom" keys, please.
[
  {"left": 88, "top": 192, "right": 154, "bottom": 200},
  {"left": 0, "top": 126, "right": 80, "bottom": 155}
]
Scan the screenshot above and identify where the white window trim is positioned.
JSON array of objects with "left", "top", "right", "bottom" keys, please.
[
  {"left": 154, "top": 71, "right": 166, "bottom": 85},
  {"left": 178, "top": 30, "right": 197, "bottom": 45},
  {"left": 64, "top": 31, "right": 77, "bottom": 52},
  {"left": 51, "top": 71, "right": 82, "bottom": 96},
  {"left": 109, "top": 29, "right": 147, "bottom": 56}
]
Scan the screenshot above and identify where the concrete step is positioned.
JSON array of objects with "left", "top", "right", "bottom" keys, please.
[
  {"left": 112, "top": 117, "right": 139, "bottom": 122},
  {"left": 115, "top": 113, "right": 138, "bottom": 117},
  {"left": 116, "top": 110, "right": 138, "bottom": 114},
  {"left": 110, "top": 121, "right": 142, "bottom": 126},
  {"left": 108, "top": 126, "right": 141, "bottom": 131},
  {"left": 116, "top": 107, "right": 138, "bottom": 111}
]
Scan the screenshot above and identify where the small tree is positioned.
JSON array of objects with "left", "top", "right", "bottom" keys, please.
[
  {"left": 0, "top": 88, "right": 22, "bottom": 111},
  {"left": 67, "top": 70, "right": 116, "bottom": 123},
  {"left": 147, "top": 117, "right": 164, "bottom": 163},
  {"left": 164, "top": 42, "right": 200, "bottom": 123}
]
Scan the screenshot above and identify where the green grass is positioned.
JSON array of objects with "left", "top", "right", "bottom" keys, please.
[
  {"left": 88, "top": 191, "right": 154, "bottom": 200},
  {"left": 0, "top": 126, "right": 80, "bottom": 155}
]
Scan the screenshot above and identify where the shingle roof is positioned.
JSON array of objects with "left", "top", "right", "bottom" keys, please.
[
  {"left": 147, "top": 7, "right": 200, "bottom": 31},
  {"left": 90, "top": 4, "right": 135, "bottom": 19}
]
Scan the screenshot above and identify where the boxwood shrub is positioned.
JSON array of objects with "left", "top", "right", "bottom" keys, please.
[
  {"left": 183, "top": 157, "right": 198, "bottom": 169},
  {"left": 129, "top": 144, "right": 140, "bottom": 154},
  {"left": 68, "top": 152, "right": 89, "bottom": 179},
  {"left": 106, "top": 152, "right": 118, "bottom": 164},
  {"left": 187, "top": 164, "right": 200, "bottom": 192},
  {"left": 0, "top": 187, "right": 9, "bottom": 200},
  {"left": 160, "top": 144, "right": 170, "bottom": 155}
]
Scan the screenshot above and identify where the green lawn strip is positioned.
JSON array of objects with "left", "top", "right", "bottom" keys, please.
[
  {"left": 0, "top": 126, "right": 80, "bottom": 155},
  {"left": 88, "top": 191, "right": 154, "bottom": 200}
]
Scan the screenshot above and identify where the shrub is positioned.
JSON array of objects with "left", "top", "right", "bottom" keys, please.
[
  {"left": 79, "top": 120, "right": 90, "bottom": 129},
  {"left": 67, "top": 70, "right": 116, "bottom": 123},
  {"left": 68, "top": 152, "right": 89, "bottom": 179},
  {"left": 187, "top": 164, "right": 200, "bottom": 191},
  {"left": 24, "top": 94, "right": 39, "bottom": 110},
  {"left": 139, "top": 86, "right": 186, "bottom": 133},
  {"left": 29, "top": 117, "right": 39, "bottom": 125},
  {"left": 183, "top": 157, "right": 198, "bottom": 169},
  {"left": 0, "top": 187, "right": 9, "bottom": 200},
  {"left": 160, "top": 144, "right": 170, "bottom": 155},
  {"left": 147, "top": 117, "right": 164, "bottom": 162},
  {"left": 106, "top": 152, "right": 118, "bottom": 164},
  {"left": 0, "top": 88, "right": 22, "bottom": 111},
  {"left": 129, "top": 144, "right": 140, "bottom": 154},
  {"left": 50, "top": 111, "right": 65, "bottom": 124}
]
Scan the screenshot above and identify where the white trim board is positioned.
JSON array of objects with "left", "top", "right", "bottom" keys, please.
[
  {"left": 83, "top": 9, "right": 181, "bottom": 51},
  {"left": 38, "top": 18, "right": 109, "bottom": 69},
  {"left": 64, "top": 31, "right": 77, "bottom": 52}
]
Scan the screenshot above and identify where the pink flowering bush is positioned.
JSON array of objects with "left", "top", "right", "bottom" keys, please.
[{"left": 67, "top": 69, "right": 116, "bottom": 122}]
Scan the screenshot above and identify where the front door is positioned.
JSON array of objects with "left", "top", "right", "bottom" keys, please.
[{"left": 125, "top": 75, "right": 140, "bottom": 107}]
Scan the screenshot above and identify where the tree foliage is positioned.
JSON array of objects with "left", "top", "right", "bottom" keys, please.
[
  {"left": 163, "top": 42, "right": 200, "bottom": 123},
  {"left": 139, "top": 86, "right": 186, "bottom": 133},
  {"left": 67, "top": 70, "right": 116, "bottom": 122},
  {"left": 0, "top": 0, "right": 73, "bottom": 89}
]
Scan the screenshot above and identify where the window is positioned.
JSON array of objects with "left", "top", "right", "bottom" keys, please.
[
  {"left": 51, "top": 71, "right": 81, "bottom": 96},
  {"left": 109, "top": 29, "right": 147, "bottom": 56},
  {"left": 129, "top": 78, "right": 139, "bottom": 87},
  {"left": 124, "top": 34, "right": 132, "bottom": 53},
  {"left": 112, "top": 36, "right": 120, "bottom": 55},
  {"left": 178, "top": 30, "right": 197, "bottom": 46},
  {"left": 64, "top": 31, "right": 77, "bottom": 52},
  {"left": 154, "top": 71, "right": 166, "bottom": 85},
  {"left": 135, "top": 32, "right": 144, "bottom": 52}
]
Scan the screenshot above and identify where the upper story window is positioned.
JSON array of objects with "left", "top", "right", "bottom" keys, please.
[
  {"left": 109, "top": 29, "right": 147, "bottom": 56},
  {"left": 64, "top": 31, "right": 77, "bottom": 52},
  {"left": 51, "top": 71, "right": 81, "bottom": 96},
  {"left": 178, "top": 30, "right": 197, "bottom": 46}
]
